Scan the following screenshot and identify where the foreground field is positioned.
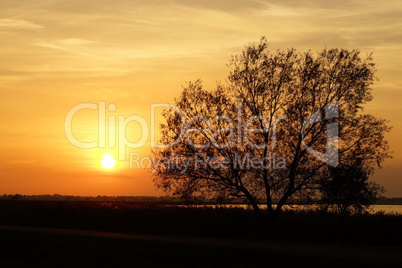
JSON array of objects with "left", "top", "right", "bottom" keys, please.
[
  {"left": 0, "top": 200, "right": 401, "bottom": 267},
  {"left": 0, "top": 200, "right": 401, "bottom": 246},
  {"left": 0, "top": 228, "right": 400, "bottom": 268}
]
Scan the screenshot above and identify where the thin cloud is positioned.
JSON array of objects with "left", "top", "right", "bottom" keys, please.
[
  {"left": 0, "top": 18, "right": 43, "bottom": 29},
  {"left": 57, "top": 38, "right": 98, "bottom": 46},
  {"left": 33, "top": 38, "right": 98, "bottom": 56}
]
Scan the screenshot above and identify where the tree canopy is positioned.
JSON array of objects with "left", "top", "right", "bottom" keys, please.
[{"left": 152, "top": 37, "right": 391, "bottom": 217}]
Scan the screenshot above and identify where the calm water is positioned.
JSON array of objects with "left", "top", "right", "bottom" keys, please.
[
  {"left": 190, "top": 204, "right": 402, "bottom": 214},
  {"left": 284, "top": 204, "right": 402, "bottom": 214},
  {"left": 369, "top": 205, "right": 402, "bottom": 214}
]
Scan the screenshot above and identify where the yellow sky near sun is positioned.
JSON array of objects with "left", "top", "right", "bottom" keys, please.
[{"left": 0, "top": 0, "right": 401, "bottom": 196}]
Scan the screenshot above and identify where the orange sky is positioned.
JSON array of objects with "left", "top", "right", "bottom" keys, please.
[{"left": 1, "top": 0, "right": 401, "bottom": 197}]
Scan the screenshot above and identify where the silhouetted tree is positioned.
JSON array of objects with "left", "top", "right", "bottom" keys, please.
[
  {"left": 320, "top": 159, "right": 385, "bottom": 216},
  {"left": 152, "top": 37, "right": 391, "bottom": 219}
]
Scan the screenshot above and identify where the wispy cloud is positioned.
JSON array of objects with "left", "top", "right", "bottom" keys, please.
[
  {"left": 56, "top": 38, "right": 98, "bottom": 46},
  {"left": 0, "top": 18, "right": 43, "bottom": 29},
  {"left": 34, "top": 38, "right": 98, "bottom": 56}
]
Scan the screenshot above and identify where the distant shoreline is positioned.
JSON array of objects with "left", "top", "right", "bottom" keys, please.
[{"left": 1, "top": 194, "right": 401, "bottom": 205}]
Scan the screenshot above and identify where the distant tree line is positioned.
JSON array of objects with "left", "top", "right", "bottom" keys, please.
[
  {"left": 0, "top": 194, "right": 179, "bottom": 203},
  {"left": 1, "top": 194, "right": 401, "bottom": 205}
]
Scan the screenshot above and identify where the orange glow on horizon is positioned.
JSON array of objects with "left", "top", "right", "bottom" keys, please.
[{"left": 0, "top": 0, "right": 401, "bottom": 197}]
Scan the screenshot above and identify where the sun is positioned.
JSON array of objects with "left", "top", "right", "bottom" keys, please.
[{"left": 100, "top": 154, "right": 117, "bottom": 170}]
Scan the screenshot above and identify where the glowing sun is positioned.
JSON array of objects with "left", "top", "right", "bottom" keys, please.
[{"left": 100, "top": 154, "right": 117, "bottom": 169}]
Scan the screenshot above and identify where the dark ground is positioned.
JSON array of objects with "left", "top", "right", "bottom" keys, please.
[
  {"left": 0, "top": 228, "right": 400, "bottom": 268},
  {"left": 0, "top": 200, "right": 401, "bottom": 267}
]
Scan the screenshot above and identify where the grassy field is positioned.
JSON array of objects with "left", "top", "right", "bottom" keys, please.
[
  {"left": 0, "top": 200, "right": 401, "bottom": 246},
  {"left": 0, "top": 200, "right": 401, "bottom": 267},
  {"left": 0, "top": 229, "right": 398, "bottom": 268}
]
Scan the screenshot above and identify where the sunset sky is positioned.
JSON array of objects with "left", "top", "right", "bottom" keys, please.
[{"left": 1, "top": 0, "right": 401, "bottom": 197}]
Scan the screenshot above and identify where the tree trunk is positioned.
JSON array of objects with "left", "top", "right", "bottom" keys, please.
[{"left": 240, "top": 187, "right": 266, "bottom": 225}]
